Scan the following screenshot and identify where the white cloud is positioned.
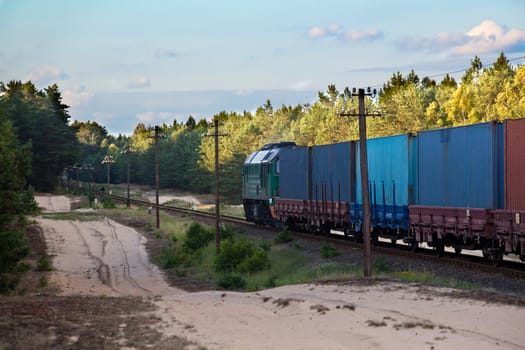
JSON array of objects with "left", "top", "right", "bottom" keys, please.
[
  {"left": 327, "top": 24, "right": 341, "bottom": 35},
  {"left": 451, "top": 20, "right": 525, "bottom": 54},
  {"left": 398, "top": 20, "right": 525, "bottom": 55},
  {"left": 342, "top": 29, "right": 383, "bottom": 42},
  {"left": 307, "top": 26, "right": 327, "bottom": 39},
  {"left": 62, "top": 85, "right": 94, "bottom": 107},
  {"left": 291, "top": 79, "right": 312, "bottom": 91},
  {"left": 136, "top": 111, "right": 172, "bottom": 123},
  {"left": 26, "top": 64, "right": 68, "bottom": 83},
  {"left": 128, "top": 75, "right": 151, "bottom": 88},
  {"left": 307, "top": 25, "right": 382, "bottom": 42}
]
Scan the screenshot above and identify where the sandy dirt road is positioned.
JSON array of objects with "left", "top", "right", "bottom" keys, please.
[
  {"left": 155, "top": 284, "right": 525, "bottom": 350},
  {"left": 35, "top": 194, "right": 79, "bottom": 213},
  {"left": 39, "top": 217, "right": 178, "bottom": 297},
  {"left": 35, "top": 195, "right": 525, "bottom": 350}
]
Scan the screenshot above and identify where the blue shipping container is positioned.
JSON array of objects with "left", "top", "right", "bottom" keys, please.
[
  {"left": 417, "top": 121, "right": 504, "bottom": 208},
  {"left": 353, "top": 134, "right": 417, "bottom": 230},
  {"left": 278, "top": 146, "right": 310, "bottom": 200},
  {"left": 312, "top": 142, "right": 354, "bottom": 203}
]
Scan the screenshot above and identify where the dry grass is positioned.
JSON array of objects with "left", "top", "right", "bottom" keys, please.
[
  {"left": 272, "top": 298, "right": 304, "bottom": 308},
  {"left": 310, "top": 304, "right": 330, "bottom": 313},
  {"left": 366, "top": 320, "right": 387, "bottom": 327}
]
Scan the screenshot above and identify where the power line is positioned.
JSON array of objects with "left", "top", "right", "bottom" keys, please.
[
  {"left": 370, "top": 54, "right": 525, "bottom": 88},
  {"left": 427, "top": 56, "right": 524, "bottom": 80}
]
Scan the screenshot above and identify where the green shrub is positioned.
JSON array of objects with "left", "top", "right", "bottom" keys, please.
[
  {"left": 264, "top": 275, "right": 277, "bottom": 288},
  {"left": 214, "top": 238, "right": 254, "bottom": 272},
  {"left": 219, "top": 224, "right": 234, "bottom": 241},
  {"left": 238, "top": 248, "right": 271, "bottom": 273},
  {"left": 36, "top": 256, "right": 53, "bottom": 271},
  {"left": 274, "top": 229, "right": 293, "bottom": 244},
  {"left": 158, "top": 222, "right": 215, "bottom": 269},
  {"left": 259, "top": 240, "right": 272, "bottom": 252},
  {"left": 217, "top": 274, "right": 246, "bottom": 289},
  {"left": 175, "top": 268, "right": 187, "bottom": 277},
  {"left": 87, "top": 192, "right": 96, "bottom": 207},
  {"left": 214, "top": 238, "right": 271, "bottom": 274},
  {"left": 158, "top": 247, "right": 189, "bottom": 269},
  {"left": 102, "top": 197, "right": 116, "bottom": 208},
  {"left": 372, "top": 257, "right": 392, "bottom": 274},
  {"left": 0, "top": 229, "right": 30, "bottom": 294},
  {"left": 183, "top": 222, "right": 213, "bottom": 251},
  {"left": 320, "top": 242, "right": 339, "bottom": 258}
]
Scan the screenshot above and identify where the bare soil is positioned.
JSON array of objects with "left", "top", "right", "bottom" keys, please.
[
  {"left": 2, "top": 195, "right": 525, "bottom": 350},
  {"left": 0, "top": 198, "right": 200, "bottom": 350}
]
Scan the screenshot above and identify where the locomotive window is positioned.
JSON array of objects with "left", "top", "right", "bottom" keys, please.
[
  {"left": 261, "top": 164, "right": 268, "bottom": 188},
  {"left": 276, "top": 159, "right": 280, "bottom": 174}
]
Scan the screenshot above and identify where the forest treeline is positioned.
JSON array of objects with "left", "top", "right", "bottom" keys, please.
[{"left": 72, "top": 53, "right": 524, "bottom": 203}]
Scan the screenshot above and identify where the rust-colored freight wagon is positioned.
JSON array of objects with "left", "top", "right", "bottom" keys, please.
[{"left": 504, "top": 118, "right": 525, "bottom": 210}]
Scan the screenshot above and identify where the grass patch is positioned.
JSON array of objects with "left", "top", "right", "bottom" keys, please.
[
  {"left": 163, "top": 199, "right": 196, "bottom": 209},
  {"left": 42, "top": 212, "right": 102, "bottom": 221},
  {"left": 38, "top": 276, "right": 48, "bottom": 288},
  {"left": 217, "top": 274, "right": 246, "bottom": 289},
  {"left": 218, "top": 205, "right": 245, "bottom": 218},
  {"left": 320, "top": 242, "right": 339, "bottom": 258},
  {"left": 392, "top": 271, "right": 479, "bottom": 290},
  {"left": 274, "top": 228, "right": 293, "bottom": 244},
  {"left": 36, "top": 256, "right": 53, "bottom": 271},
  {"left": 372, "top": 257, "right": 392, "bottom": 275},
  {"left": 198, "top": 204, "right": 245, "bottom": 218}
]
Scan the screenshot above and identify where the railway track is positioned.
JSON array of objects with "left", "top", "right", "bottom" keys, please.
[{"left": 104, "top": 193, "right": 525, "bottom": 280}]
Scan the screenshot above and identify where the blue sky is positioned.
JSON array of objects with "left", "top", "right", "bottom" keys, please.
[{"left": 1, "top": 0, "right": 524, "bottom": 135}]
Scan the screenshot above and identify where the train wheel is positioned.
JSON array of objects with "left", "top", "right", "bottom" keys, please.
[
  {"left": 410, "top": 239, "right": 418, "bottom": 253},
  {"left": 483, "top": 247, "right": 503, "bottom": 266},
  {"left": 435, "top": 241, "right": 445, "bottom": 257},
  {"left": 371, "top": 232, "right": 379, "bottom": 246}
]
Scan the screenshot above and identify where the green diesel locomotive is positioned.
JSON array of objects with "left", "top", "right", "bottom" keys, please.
[{"left": 242, "top": 142, "right": 295, "bottom": 226}]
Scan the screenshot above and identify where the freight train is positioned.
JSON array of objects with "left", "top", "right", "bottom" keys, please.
[{"left": 242, "top": 118, "right": 525, "bottom": 264}]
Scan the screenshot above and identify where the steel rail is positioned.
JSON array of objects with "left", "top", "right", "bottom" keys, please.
[{"left": 102, "top": 192, "right": 525, "bottom": 279}]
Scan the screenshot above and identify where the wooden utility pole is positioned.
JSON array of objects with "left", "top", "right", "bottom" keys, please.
[
  {"left": 154, "top": 126, "right": 160, "bottom": 229},
  {"left": 148, "top": 126, "right": 165, "bottom": 229},
  {"left": 205, "top": 119, "right": 228, "bottom": 253},
  {"left": 122, "top": 144, "right": 132, "bottom": 208},
  {"left": 340, "top": 87, "right": 379, "bottom": 277},
  {"left": 101, "top": 155, "right": 115, "bottom": 194},
  {"left": 214, "top": 120, "right": 220, "bottom": 253},
  {"left": 86, "top": 163, "right": 94, "bottom": 207}
]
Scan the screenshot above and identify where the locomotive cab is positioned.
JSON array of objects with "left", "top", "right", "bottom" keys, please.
[{"left": 242, "top": 142, "right": 295, "bottom": 226}]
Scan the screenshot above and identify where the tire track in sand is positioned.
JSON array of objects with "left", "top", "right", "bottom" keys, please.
[
  {"left": 68, "top": 221, "right": 120, "bottom": 294},
  {"left": 38, "top": 215, "right": 176, "bottom": 297},
  {"left": 95, "top": 218, "right": 153, "bottom": 296}
]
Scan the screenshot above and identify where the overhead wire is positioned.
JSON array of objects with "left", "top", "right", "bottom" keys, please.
[{"left": 369, "top": 54, "right": 525, "bottom": 89}]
